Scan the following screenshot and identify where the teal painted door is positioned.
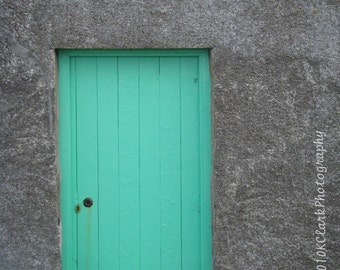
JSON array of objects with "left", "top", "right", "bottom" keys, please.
[{"left": 59, "top": 50, "right": 212, "bottom": 270}]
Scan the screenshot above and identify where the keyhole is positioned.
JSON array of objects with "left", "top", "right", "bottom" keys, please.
[{"left": 75, "top": 204, "right": 81, "bottom": 213}]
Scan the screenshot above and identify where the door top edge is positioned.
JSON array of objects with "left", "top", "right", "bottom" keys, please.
[{"left": 57, "top": 49, "right": 209, "bottom": 57}]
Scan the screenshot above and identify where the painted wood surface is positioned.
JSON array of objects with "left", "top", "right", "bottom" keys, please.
[{"left": 59, "top": 50, "right": 212, "bottom": 270}]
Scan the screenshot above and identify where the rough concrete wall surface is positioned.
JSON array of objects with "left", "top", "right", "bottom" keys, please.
[{"left": 0, "top": 1, "right": 339, "bottom": 269}]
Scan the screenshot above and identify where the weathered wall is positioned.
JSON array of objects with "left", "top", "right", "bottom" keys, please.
[{"left": 1, "top": 0, "right": 339, "bottom": 269}]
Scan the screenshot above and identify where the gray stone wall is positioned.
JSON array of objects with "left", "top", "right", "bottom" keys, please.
[{"left": 1, "top": 1, "right": 339, "bottom": 269}]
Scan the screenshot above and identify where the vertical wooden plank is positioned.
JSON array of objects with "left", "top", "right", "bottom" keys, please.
[
  {"left": 59, "top": 53, "right": 78, "bottom": 270},
  {"left": 118, "top": 57, "right": 140, "bottom": 270},
  {"left": 97, "top": 57, "right": 119, "bottom": 269},
  {"left": 159, "top": 57, "right": 182, "bottom": 270},
  {"left": 69, "top": 56, "right": 79, "bottom": 269},
  {"left": 139, "top": 57, "right": 161, "bottom": 270},
  {"left": 180, "top": 57, "right": 201, "bottom": 270},
  {"left": 75, "top": 56, "right": 99, "bottom": 270},
  {"left": 199, "top": 53, "right": 213, "bottom": 270}
]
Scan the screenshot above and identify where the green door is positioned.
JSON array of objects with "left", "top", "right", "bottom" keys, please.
[{"left": 59, "top": 49, "right": 212, "bottom": 270}]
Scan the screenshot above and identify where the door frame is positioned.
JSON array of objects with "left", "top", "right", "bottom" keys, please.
[{"left": 58, "top": 49, "right": 212, "bottom": 269}]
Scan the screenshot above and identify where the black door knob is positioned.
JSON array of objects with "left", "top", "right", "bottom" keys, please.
[{"left": 83, "top": 198, "right": 93, "bottom": 207}]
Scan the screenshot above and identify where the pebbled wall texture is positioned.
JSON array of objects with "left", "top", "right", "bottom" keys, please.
[{"left": 1, "top": 1, "right": 339, "bottom": 269}]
